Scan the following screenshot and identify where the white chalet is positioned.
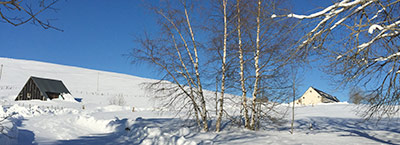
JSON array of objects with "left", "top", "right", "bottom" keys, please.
[{"left": 295, "top": 87, "right": 339, "bottom": 105}]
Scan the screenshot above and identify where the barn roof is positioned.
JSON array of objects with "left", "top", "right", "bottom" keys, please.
[
  {"left": 31, "top": 76, "right": 70, "bottom": 95},
  {"left": 312, "top": 87, "right": 339, "bottom": 102}
]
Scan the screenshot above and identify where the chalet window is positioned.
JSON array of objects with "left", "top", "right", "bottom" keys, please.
[{"left": 27, "top": 93, "right": 31, "bottom": 98}]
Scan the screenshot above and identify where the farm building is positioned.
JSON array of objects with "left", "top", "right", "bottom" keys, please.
[
  {"left": 15, "top": 76, "right": 71, "bottom": 101},
  {"left": 295, "top": 87, "right": 339, "bottom": 105}
]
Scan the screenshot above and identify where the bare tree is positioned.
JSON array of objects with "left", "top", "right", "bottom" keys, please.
[
  {"left": 0, "top": 0, "right": 62, "bottom": 31},
  {"left": 243, "top": 0, "right": 296, "bottom": 130},
  {"left": 132, "top": 0, "right": 209, "bottom": 131},
  {"left": 135, "top": 0, "right": 295, "bottom": 132},
  {"left": 205, "top": 0, "right": 247, "bottom": 130},
  {"left": 273, "top": 0, "right": 400, "bottom": 120},
  {"left": 349, "top": 87, "right": 378, "bottom": 105},
  {"left": 289, "top": 65, "right": 302, "bottom": 134},
  {"left": 109, "top": 94, "right": 126, "bottom": 106},
  {"left": 206, "top": 0, "right": 295, "bottom": 130}
]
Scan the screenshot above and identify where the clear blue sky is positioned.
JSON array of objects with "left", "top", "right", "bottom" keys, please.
[{"left": 0, "top": 0, "right": 349, "bottom": 101}]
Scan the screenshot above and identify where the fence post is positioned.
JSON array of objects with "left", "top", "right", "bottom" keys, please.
[{"left": 0, "top": 64, "right": 3, "bottom": 81}]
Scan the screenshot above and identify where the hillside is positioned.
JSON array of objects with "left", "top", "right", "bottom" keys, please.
[
  {"left": 0, "top": 57, "right": 156, "bottom": 109},
  {"left": 0, "top": 57, "right": 399, "bottom": 145}
]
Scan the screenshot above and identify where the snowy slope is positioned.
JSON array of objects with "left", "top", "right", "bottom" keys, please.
[
  {"left": 0, "top": 57, "right": 156, "bottom": 109},
  {"left": 0, "top": 57, "right": 399, "bottom": 145}
]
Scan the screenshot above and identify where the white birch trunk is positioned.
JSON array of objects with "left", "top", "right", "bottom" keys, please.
[
  {"left": 250, "top": 0, "right": 261, "bottom": 130},
  {"left": 183, "top": 5, "right": 209, "bottom": 132},
  {"left": 216, "top": 0, "right": 228, "bottom": 132},
  {"left": 237, "top": 0, "right": 250, "bottom": 129}
]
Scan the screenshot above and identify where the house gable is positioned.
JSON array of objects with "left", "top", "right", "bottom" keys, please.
[
  {"left": 295, "top": 87, "right": 339, "bottom": 105},
  {"left": 16, "top": 78, "right": 46, "bottom": 100}
]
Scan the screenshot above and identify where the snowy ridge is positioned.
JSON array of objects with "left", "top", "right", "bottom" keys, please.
[{"left": 0, "top": 57, "right": 157, "bottom": 109}]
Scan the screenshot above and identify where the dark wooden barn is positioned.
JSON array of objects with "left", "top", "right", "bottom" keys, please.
[{"left": 15, "top": 76, "right": 71, "bottom": 101}]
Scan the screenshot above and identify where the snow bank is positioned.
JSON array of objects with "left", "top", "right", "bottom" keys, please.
[
  {"left": 57, "top": 93, "right": 78, "bottom": 102},
  {"left": 0, "top": 105, "right": 18, "bottom": 145},
  {"left": 141, "top": 135, "right": 196, "bottom": 145},
  {"left": 96, "top": 105, "right": 131, "bottom": 112},
  {"left": 0, "top": 104, "right": 132, "bottom": 143},
  {"left": 74, "top": 115, "right": 116, "bottom": 133},
  {"left": 0, "top": 119, "right": 18, "bottom": 145},
  {"left": 122, "top": 118, "right": 197, "bottom": 145},
  {"left": 314, "top": 101, "right": 349, "bottom": 105},
  {"left": 4, "top": 104, "right": 79, "bottom": 118},
  {"left": 0, "top": 104, "right": 81, "bottom": 145},
  {"left": 0, "top": 105, "right": 5, "bottom": 116}
]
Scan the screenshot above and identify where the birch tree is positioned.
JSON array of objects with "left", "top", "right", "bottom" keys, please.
[
  {"left": 241, "top": 0, "right": 295, "bottom": 130},
  {"left": 273, "top": 0, "right": 400, "bottom": 119},
  {"left": 132, "top": 0, "right": 209, "bottom": 131},
  {"left": 204, "top": 0, "right": 295, "bottom": 130},
  {"left": 206, "top": 0, "right": 241, "bottom": 131}
]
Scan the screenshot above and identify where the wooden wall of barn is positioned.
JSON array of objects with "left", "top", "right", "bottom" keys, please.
[{"left": 16, "top": 78, "right": 45, "bottom": 101}]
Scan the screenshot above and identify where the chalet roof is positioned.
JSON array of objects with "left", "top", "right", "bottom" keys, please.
[
  {"left": 312, "top": 87, "right": 339, "bottom": 102},
  {"left": 31, "top": 76, "right": 70, "bottom": 95}
]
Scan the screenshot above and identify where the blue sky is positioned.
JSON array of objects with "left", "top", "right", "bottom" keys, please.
[{"left": 0, "top": 0, "right": 349, "bottom": 101}]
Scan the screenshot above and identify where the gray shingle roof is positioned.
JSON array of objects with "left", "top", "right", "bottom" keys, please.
[
  {"left": 312, "top": 87, "right": 339, "bottom": 102},
  {"left": 31, "top": 76, "right": 70, "bottom": 99}
]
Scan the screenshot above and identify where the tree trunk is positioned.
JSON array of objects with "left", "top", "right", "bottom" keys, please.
[
  {"left": 250, "top": 0, "right": 261, "bottom": 130},
  {"left": 237, "top": 0, "right": 250, "bottom": 129},
  {"left": 216, "top": 0, "right": 228, "bottom": 132},
  {"left": 183, "top": 4, "right": 208, "bottom": 132},
  {"left": 170, "top": 33, "right": 202, "bottom": 128},
  {"left": 290, "top": 67, "right": 296, "bottom": 134},
  {"left": 291, "top": 82, "right": 295, "bottom": 134},
  {"left": 215, "top": 75, "right": 219, "bottom": 116}
]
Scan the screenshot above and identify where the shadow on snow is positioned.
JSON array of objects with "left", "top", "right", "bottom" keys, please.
[
  {"left": 291, "top": 117, "right": 400, "bottom": 145},
  {"left": 14, "top": 116, "right": 400, "bottom": 145}
]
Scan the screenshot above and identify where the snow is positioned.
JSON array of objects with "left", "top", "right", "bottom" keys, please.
[
  {"left": 0, "top": 118, "right": 18, "bottom": 145},
  {"left": 0, "top": 57, "right": 399, "bottom": 145},
  {"left": 61, "top": 94, "right": 77, "bottom": 102},
  {"left": 272, "top": 0, "right": 399, "bottom": 53},
  {"left": 336, "top": 55, "right": 343, "bottom": 60},
  {"left": 96, "top": 105, "right": 132, "bottom": 112},
  {"left": 374, "top": 52, "right": 400, "bottom": 62},
  {"left": 281, "top": 0, "right": 366, "bottom": 20},
  {"left": 368, "top": 24, "right": 384, "bottom": 34}
]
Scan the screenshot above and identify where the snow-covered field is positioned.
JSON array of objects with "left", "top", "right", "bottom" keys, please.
[{"left": 0, "top": 57, "right": 399, "bottom": 145}]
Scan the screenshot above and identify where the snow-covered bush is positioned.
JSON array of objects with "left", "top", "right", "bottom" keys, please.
[{"left": 108, "top": 94, "right": 126, "bottom": 106}]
